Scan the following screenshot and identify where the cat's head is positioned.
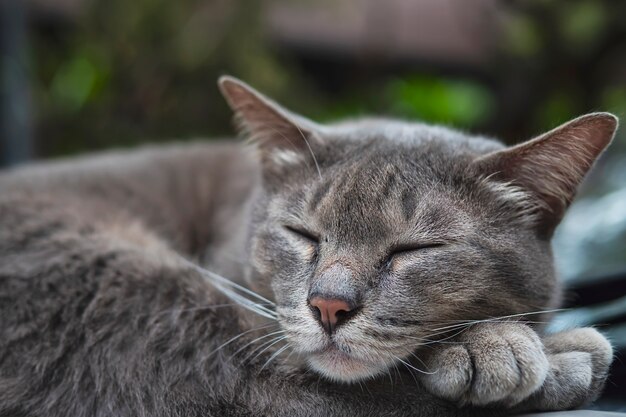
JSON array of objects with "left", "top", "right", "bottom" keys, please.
[{"left": 219, "top": 76, "right": 618, "bottom": 382}]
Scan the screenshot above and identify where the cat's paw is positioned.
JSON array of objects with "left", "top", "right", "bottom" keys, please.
[
  {"left": 527, "top": 327, "right": 613, "bottom": 410},
  {"left": 419, "top": 322, "right": 549, "bottom": 406}
]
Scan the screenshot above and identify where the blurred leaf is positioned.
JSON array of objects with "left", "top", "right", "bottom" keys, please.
[
  {"left": 559, "top": 0, "right": 606, "bottom": 51},
  {"left": 50, "top": 57, "right": 99, "bottom": 112},
  {"left": 601, "top": 86, "right": 626, "bottom": 152},
  {"left": 385, "top": 76, "right": 494, "bottom": 127},
  {"left": 535, "top": 91, "right": 578, "bottom": 130},
  {"left": 312, "top": 97, "right": 368, "bottom": 122},
  {"left": 502, "top": 14, "right": 543, "bottom": 57},
  {"left": 602, "top": 86, "right": 626, "bottom": 118}
]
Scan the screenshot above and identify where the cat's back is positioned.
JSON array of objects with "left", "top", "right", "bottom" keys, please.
[
  {"left": 0, "top": 140, "right": 256, "bottom": 193},
  {"left": 0, "top": 139, "right": 259, "bottom": 256}
]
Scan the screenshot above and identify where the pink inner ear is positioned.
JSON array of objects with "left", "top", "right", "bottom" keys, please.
[
  {"left": 474, "top": 113, "right": 618, "bottom": 234},
  {"left": 218, "top": 76, "right": 316, "bottom": 152}
]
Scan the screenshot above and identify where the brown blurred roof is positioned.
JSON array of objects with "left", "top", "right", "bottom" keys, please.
[
  {"left": 265, "top": 0, "right": 501, "bottom": 69},
  {"left": 23, "top": 0, "right": 501, "bottom": 69}
]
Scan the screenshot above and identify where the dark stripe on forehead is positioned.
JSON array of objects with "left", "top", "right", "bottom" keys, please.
[
  {"left": 308, "top": 163, "right": 359, "bottom": 215},
  {"left": 308, "top": 178, "right": 333, "bottom": 212},
  {"left": 401, "top": 189, "right": 417, "bottom": 221},
  {"left": 379, "top": 170, "right": 398, "bottom": 199}
]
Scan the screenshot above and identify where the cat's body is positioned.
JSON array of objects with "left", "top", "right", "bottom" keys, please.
[
  {"left": 0, "top": 77, "right": 618, "bottom": 416},
  {"left": 0, "top": 142, "right": 466, "bottom": 417}
]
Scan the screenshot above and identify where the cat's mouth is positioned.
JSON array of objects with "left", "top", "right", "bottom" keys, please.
[
  {"left": 306, "top": 344, "right": 390, "bottom": 382},
  {"left": 276, "top": 306, "right": 399, "bottom": 382}
]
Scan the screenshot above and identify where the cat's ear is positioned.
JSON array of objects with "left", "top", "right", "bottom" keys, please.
[
  {"left": 474, "top": 112, "right": 618, "bottom": 235},
  {"left": 218, "top": 76, "right": 321, "bottom": 173}
]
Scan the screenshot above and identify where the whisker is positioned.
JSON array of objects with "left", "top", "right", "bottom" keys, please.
[
  {"left": 408, "top": 351, "right": 434, "bottom": 374},
  {"left": 247, "top": 335, "right": 289, "bottom": 363},
  {"left": 206, "top": 323, "right": 278, "bottom": 358},
  {"left": 428, "top": 309, "right": 567, "bottom": 332},
  {"left": 260, "top": 343, "right": 292, "bottom": 371},
  {"left": 293, "top": 123, "right": 322, "bottom": 180},
  {"left": 395, "top": 355, "right": 438, "bottom": 375},
  {"left": 401, "top": 335, "right": 464, "bottom": 344},
  {"left": 395, "top": 311, "right": 560, "bottom": 351},
  {"left": 239, "top": 332, "right": 288, "bottom": 364},
  {"left": 419, "top": 324, "right": 473, "bottom": 344},
  {"left": 240, "top": 337, "right": 280, "bottom": 364},
  {"left": 210, "top": 281, "right": 278, "bottom": 320},
  {"left": 199, "top": 268, "right": 275, "bottom": 306},
  {"left": 155, "top": 302, "right": 274, "bottom": 318},
  {"left": 278, "top": 345, "right": 298, "bottom": 368},
  {"left": 262, "top": 125, "right": 322, "bottom": 180},
  {"left": 392, "top": 324, "right": 474, "bottom": 352},
  {"left": 174, "top": 254, "right": 277, "bottom": 309},
  {"left": 400, "top": 324, "right": 472, "bottom": 344},
  {"left": 230, "top": 329, "right": 287, "bottom": 358}
]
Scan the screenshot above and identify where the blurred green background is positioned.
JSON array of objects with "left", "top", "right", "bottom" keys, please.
[
  {"left": 3, "top": 0, "right": 625, "bottom": 158},
  {"left": 2, "top": 0, "right": 626, "bottom": 409}
]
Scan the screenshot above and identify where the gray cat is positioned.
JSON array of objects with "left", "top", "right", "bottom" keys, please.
[{"left": 0, "top": 76, "right": 618, "bottom": 417}]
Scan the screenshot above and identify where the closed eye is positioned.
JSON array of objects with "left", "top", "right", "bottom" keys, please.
[
  {"left": 284, "top": 225, "right": 319, "bottom": 244},
  {"left": 388, "top": 242, "right": 445, "bottom": 260}
]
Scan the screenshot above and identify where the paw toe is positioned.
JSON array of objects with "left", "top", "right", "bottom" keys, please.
[
  {"left": 467, "top": 339, "right": 520, "bottom": 405},
  {"left": 538, "top": 351, "right": 593, "bottom": 410},
  {"left": 422, "top": 345, "right": 472, "bottom": 402},
  {"left": 503, "top": 332, "right": 549, "bottom": 405}
]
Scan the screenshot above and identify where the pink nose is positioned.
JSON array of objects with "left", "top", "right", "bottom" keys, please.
[{"left": 309, "top": 297, "right": 354, "bottom": 335}]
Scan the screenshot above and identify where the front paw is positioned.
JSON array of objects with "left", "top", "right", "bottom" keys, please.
[
  {"left": 419, "top": 322, "right": 549, "bottom": 406},
  {"left": 529, "top": 327, "right": 613, "bottom": 410}
]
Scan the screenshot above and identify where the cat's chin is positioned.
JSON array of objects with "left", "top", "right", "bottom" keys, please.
[{"left": 306, "top": 348, "right": 388, "bottom": 382}]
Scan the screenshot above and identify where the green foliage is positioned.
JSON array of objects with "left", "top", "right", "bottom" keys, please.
[
  {"left": 535, "top": 91, "right": 578, "bottom": 130},
  {"left": 28, "top": 0, "right": 626, "bottom": 156},
  {"left": 49, "top": 54, "right": 104, "bottom": 112},
  {"left": 559, "top": 0, "right": 606, "bottom": 51},
  {"left": 33, "top": 0, "right": 290, "bottom": 155},
  {"left": 385, "top": 76, "right": 495, "bottom": 128},
  {"left": 503, "top": 14, "right": 543, "bottom": 58},
  {"left": 601, "top": 86, "right": 626, "bottom": 152}
]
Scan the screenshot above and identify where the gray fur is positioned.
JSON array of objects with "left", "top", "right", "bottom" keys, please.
[{"left": 0, "top": 76, "right": 618, "bottom": 416}]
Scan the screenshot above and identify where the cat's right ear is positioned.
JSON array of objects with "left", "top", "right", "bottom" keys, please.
[
  {"left": 218, "top": 76, "right": 322, "bottom": 176},
  {"left": 473, "top": 112, "right": 618, "bottom": 237}
]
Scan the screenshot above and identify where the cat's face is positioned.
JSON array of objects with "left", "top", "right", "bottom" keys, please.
[
  {"left": 219, "top": 77, "right": 618, "bottom": 382},
  {"left": 248, "top": 125, "right": 556, "bottom": 381}
]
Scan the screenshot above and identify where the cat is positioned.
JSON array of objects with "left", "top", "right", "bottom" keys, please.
[{"left": 0, "top": 76, "right": 618, "bottom": 417}]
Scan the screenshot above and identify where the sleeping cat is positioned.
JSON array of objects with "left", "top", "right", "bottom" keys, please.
[{"left": 0, "top": 76, "right": 618, "bottom": 417}]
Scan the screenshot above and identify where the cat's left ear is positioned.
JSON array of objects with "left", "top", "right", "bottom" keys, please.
[
  {"left": 218, "top": 76, "right": 321, "bottom": 173},
  {"left": 474, "top": 112, "right": 618, "bottom": 236}
]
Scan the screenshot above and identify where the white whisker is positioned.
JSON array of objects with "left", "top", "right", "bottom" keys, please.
[
  {"left": 210, "top": 281, "right": 277, "bottom": 320},
  {"left": 155, "top": 303, "right": 274, "bottom": 318},
  {"left": 428, "top": 308, "right": 566, "bottom": 332},
  {"left": 293, "top": 123, "right": 322, "bottom": 180},
  {"left": 396, "top": 357, "right": 427, "bottom": 386},
  {"left": 196, "top": 266, "right": 275, "bottom": 306},
  {"left": 395, "top": 356, "right": 438, "bottom": 375},
  {"left": 424, "top": 325, "right": 472, "bottom": 342},
  {"left": 206, "top": 323, "right": 277, "bottom": 358},
  {"left": 230, "top": 329, "right": 287, "bottom": 358},
  {"left": 248, "top": 335, "right": 289, "bottom": 363},
  {"left": 173, "top": 254, "right": 277, "bottom": 314},
  {"left": 260, "top": 343, "right": 292, "bottom": 371}
]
